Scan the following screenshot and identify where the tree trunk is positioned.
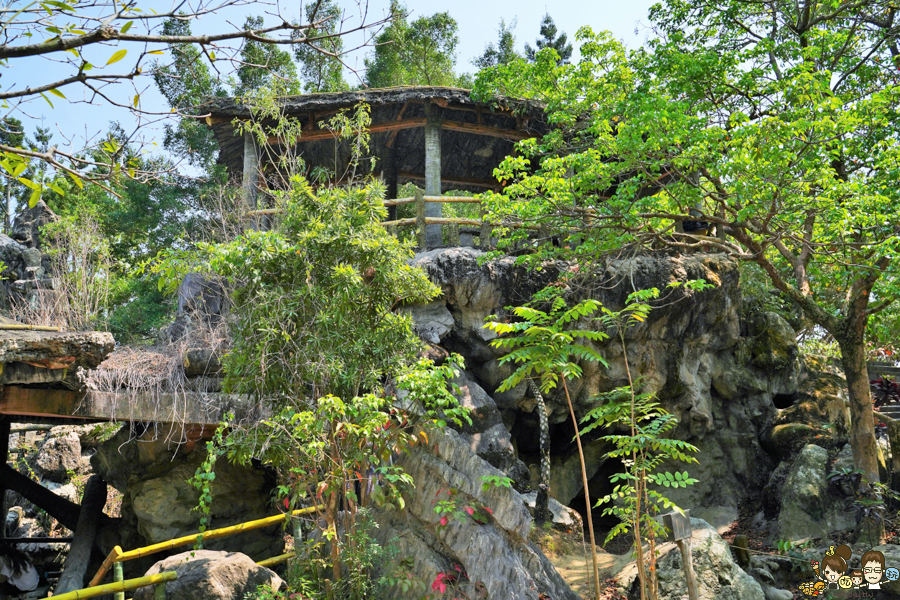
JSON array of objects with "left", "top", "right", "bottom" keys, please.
[
  {"left": 527, "top": 379, "right": 552, "bottom": 527},
  {"left": 55, "top": 475, "right": 108, "bottom": 594},
  {"left": 1, "top": 417, "right": 9, "bottom": 539},
  {"left": 837, "top": 332, "right": 880, "bottom": 486},
  {"left": 562, "top": 379, "right": 601, "bottom": 600}
]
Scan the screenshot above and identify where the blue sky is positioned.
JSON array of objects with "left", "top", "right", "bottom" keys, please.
[{"left": 6, "top": 0, "right": 658, "bottom": 161}]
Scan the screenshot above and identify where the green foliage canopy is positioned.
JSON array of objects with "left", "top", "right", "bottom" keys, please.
[
  {"left": 364, "top": 1, "right": 461, "bottom": 88},
  {"left": 155, "top": 177, "right": 439, "bottom": 404},
  {"left": 474, "top": 1, "right": 900, "bottom": 483}
]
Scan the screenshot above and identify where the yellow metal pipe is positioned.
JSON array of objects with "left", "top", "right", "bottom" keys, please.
[
  {"left": 116, "top": 506, "right": 322, "bottom": 563},
  {"left": 51, "top": 571, "right": 177, "bottom": 600},
  {"left": 0, "top": 324, "right": 61, "bottom": 331},
  {"left": 256, "top": 551, "right": 296, "bottom": 569},
  {"left": 88, "top": 545, "right": 123, "bottom": 587}
]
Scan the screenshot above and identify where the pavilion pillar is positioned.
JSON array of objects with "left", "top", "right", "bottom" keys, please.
[
  {"left": 242, "top": 130, "right": 260, "bottom": 210},
  {"left": 383, "top": 146, "right": 398, "bottom": 222},
  {"left": 424, "top": 102, "right": 442, "bottom": 248}
]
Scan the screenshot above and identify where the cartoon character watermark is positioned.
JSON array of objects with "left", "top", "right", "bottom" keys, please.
[{"left": 800, "top": 545, "right": 896, "bottom": 597}]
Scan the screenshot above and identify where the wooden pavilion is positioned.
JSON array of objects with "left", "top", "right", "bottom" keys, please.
[{"left": 204, "top": 86, "right": 547, "bottom": 247}]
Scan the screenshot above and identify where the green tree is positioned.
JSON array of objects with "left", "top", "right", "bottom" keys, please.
[
  {"left": 156, "top": 177, "right": 439, "bottom": 402},
  {"left": 524, "top": 13, "right": 572, "bottom": 65},
  {"left": 364, "top": 2, "right": 460, "bottom": 88},
  {"left": 474, "top": 5, "right": 900, "bottom": 488},
  {"left": 294, "top": 0, "right": 349, "bottom": 93},
  {"left": 153, "top": 18, "right": 228, "bottom": 171},
  {"left": 234, "top": 16, "right": 300, "bottom": 97},
  {"left": 473, "top": 19, "right": 520, "bottom": 69},
  {"left": 0, "top": 118, "right": 25, "bottom": 231},
  {"left": 0, "top": 0, "right": 390, "bottom": 181},
  {"left": 485, "top": 295, "right": 610, "bottom": 600}
]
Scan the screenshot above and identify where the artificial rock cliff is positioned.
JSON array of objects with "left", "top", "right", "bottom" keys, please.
[{"left": 405, "top": 247, "right": 806, "bottom": 528}]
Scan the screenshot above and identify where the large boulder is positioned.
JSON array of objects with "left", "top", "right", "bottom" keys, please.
[
  {"left": 92, "top": 424, "right": 281, "bottom": 564},
  {"left": 614, "top": 518, "right": 764, "bottom": 600},
  {"left": 0, "top": 324, "right": 115, "bottom": 389},
  {"left": 133, "top": 550, "right": 283, "bottom": 600},
  {"left": 375, "top": 428, "right": 580, "bottom": 600},
  {"left": 776, "top": 444, "right": 855, "bottom": 541},
  {"left": 31, "top": 430, "right": 84, "bottom": 482},
  {"left": 761, "top": 355, "right": 851, "bottom": 459}
]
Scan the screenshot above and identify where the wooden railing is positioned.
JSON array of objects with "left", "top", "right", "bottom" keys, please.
[
  {"left": 86, "top": 505, "right": 321, "bottom": 599},
  {"left": 244, "top": 189, "right": 539, "bottom": 248}
]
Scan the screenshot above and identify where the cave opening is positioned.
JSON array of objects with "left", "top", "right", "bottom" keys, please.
[
  {"left": 772, "top": 392, "right": 798, "bottom": 409},
  {"left": 566, "top": 456, "right": 633, "bottom": 554}
]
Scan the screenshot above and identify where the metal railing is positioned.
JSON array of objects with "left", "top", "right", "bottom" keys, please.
[{"left": 85, "top": 505, "right": 321, "bottom": 599}]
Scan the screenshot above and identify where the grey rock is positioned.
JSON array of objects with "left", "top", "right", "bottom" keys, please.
[
  {"left": 10, "top": 200, "right": 58, "bottom": 249},
  {"left": 518, "top": 490, "right": 582, "bottom": 530},
  {"left": 403, "top": 300, "right": 454, "bottom": 344},
  {"left": 616, "top": 518, "right": 764, "bottom": 600},
  {"left": 22, "top": 247, "right": 42, "bottom": 268},
  {"left": 133, "top": 550, "right": 283, "bottom": 600},
  {"left": 92, "top": 424, "right": 280, "bottom": 560},
  {"left": 375, "top": 428, "right": 580, "bottom": 600},
  {"left": 409, "top": 248, "right": 794, "bottom": 516},
  {"left": 776, "top": 444, "right": 856, "bottom": 541},
  {"left": 32, "top": 430, "right": 82, "bottom": 482}
]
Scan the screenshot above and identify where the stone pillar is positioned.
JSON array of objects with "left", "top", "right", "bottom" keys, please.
[
  {"left": 424, "top": 102, "right": 442, "bottom": 248},
  {"left": 242, "top": 130, "right": 260, "bottom": 212}
]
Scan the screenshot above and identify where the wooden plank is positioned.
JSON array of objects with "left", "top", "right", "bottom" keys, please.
[
  {"left": 381, "top": 197, "right": 416, "bottom": 207},
  {"left": 441, "top": 120, "right": 532, "bottom": 140},
  {"left": 397, "top": 171, "right": 501, "bottom": 190},
  {"left": 0, "top": 386, "right": 253, "bottom": 427},
  {"left": 422, "top": 196, "right": 481, "bottom": 203},
  {"left": 266, "top": 116, "right": 532, "bottom": 146},
  {"left": 268, "top": 118, "right": 427, "bottom": 144},
  {"left": 1, "top": 387, "right": 84, "bottom": 419}
]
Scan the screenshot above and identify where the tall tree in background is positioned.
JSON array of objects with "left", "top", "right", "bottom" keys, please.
[
  {"left": 153, "top": 19, "right": 228, "bottom": 172},
  {"left": 234, "top": 16, "right": 300, "bottom": 97},
  {"left": 524, "top": 13, "right": 572, "bottom": 64},
  {"left": 473, "top": 19, "right": 521, "bottom": 69},
  {"left": 0, "top": 0, "right": 391, "bottom": 189},
  {"left": 475, "top": 0, "right": 900, "bottom": 490},
  {"left": 0, "top": 118, "right": 25, "bottom": 231},
  {"left": 364, "top": 1, "right": 460, "bottom": 87},
  {"left": 294, "top": 0, "right": 349, "bottom": 93}
]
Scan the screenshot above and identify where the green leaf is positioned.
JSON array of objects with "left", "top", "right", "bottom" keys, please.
[
  {"left": 67, "top": 172, "right": 83, "bottom": 189},
  {"left": 47, "top": 181, "right": 65, "bottom": 196},
  {"left": 106, "top": 49, "right": 127, "bottom": 66},
  {"left": 120, "top": 20, "right": 133, "bottom": 34},
  {"left": 49, "top": 88, "right": 66, "bottom": 99},
  {"left": 28, "top": 186, "right": 41, "bottom": 208},
  {"left": 133, "top": 94, "right": 139, "bottom": 108},
  {"left": 40, "top": 93, "right": 53, "bottom": 108}
]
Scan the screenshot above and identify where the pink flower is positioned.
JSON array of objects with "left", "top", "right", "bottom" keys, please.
[
  {"left": 439, "top": 516, "right": 448, "bottom": 526},
  {"left": 464, "top": 507, "right": 474, "bottom": 515}
]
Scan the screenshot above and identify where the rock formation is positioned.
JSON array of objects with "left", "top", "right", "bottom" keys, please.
[
  {"left": 133, "top": 550, "right": 284, "bottom": 600},
  {"left": 407, "top": 247, "right": 803, "bottom": 526}
]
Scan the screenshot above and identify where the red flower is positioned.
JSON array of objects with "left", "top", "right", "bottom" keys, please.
[
  {"left": 439, "top": 516, "right": 448, "bottom": 526},
  {"left": 464, "top": 506, "right": 475, "bottom": 516}
]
